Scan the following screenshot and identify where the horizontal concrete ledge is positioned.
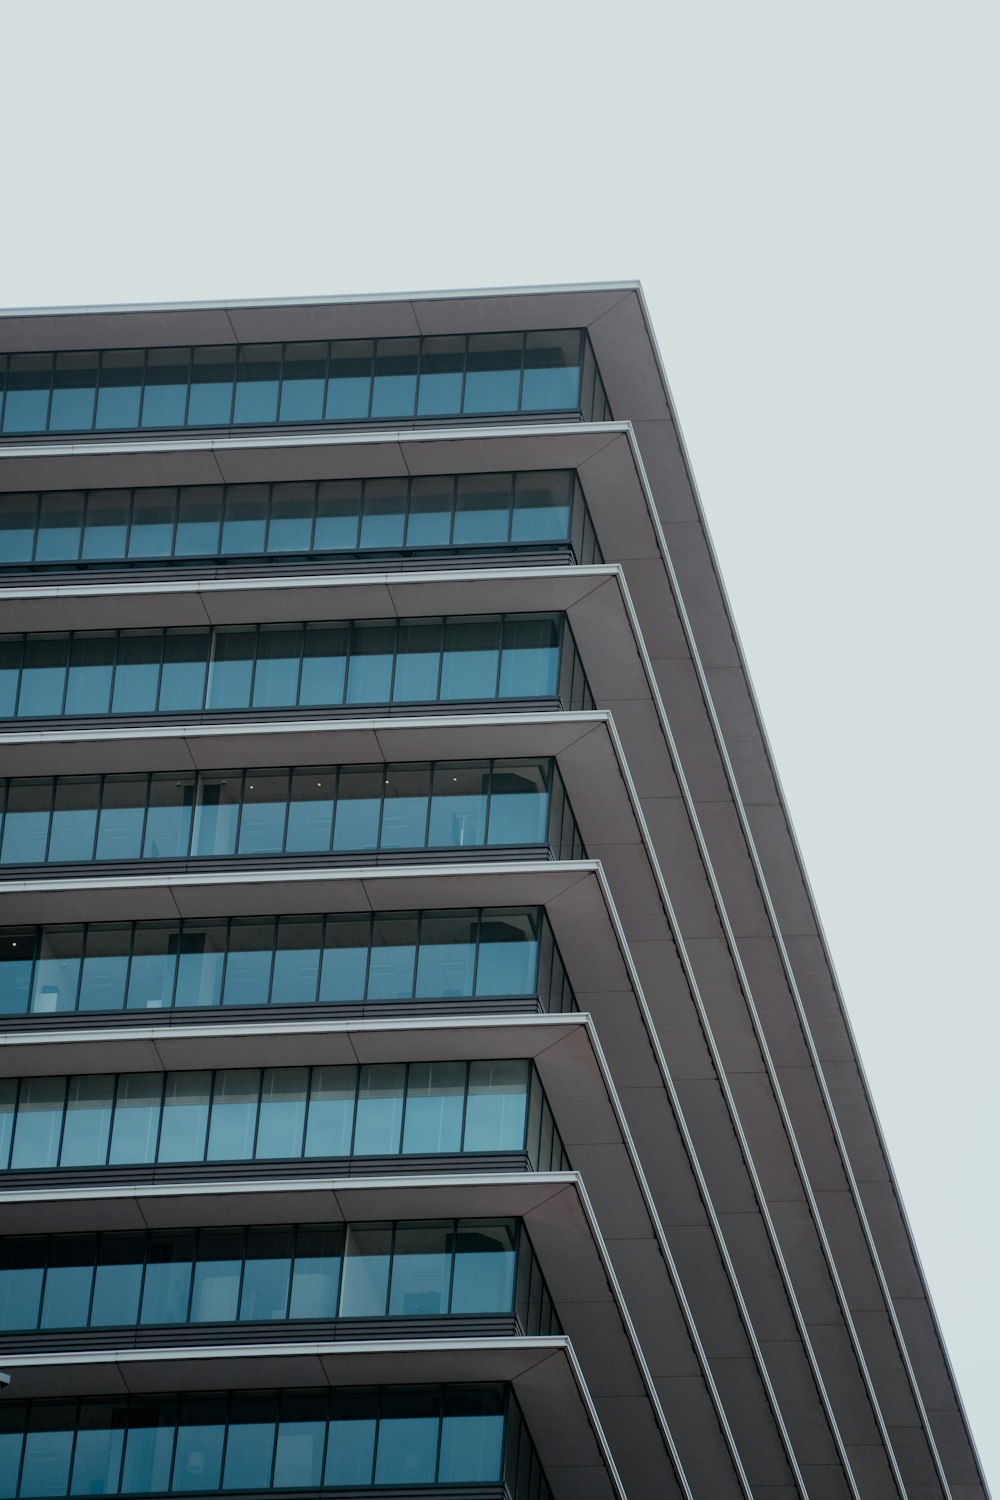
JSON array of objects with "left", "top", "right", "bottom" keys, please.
[{"left": 0, "top": 1336, "right": 626, "bottom": 1500}]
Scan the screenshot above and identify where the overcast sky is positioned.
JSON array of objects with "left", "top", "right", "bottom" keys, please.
[{"left": 1, "top": 0, "right": 997, "bottom": 1484}]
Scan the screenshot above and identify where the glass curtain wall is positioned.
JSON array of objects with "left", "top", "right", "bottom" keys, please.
[
  {"left": 0, "top": 1385, "right": 553, "bottom": 1497},
  {"left": 0, "top": 909, "right": 577, "bottom": 1019},
  {"left": 0, "top": 1061, "right": 570, "bottom": 1174},
  {"left": 0, "top": 471, "right": 603, "bottom": 569},
  {"left": 0, "top": 760, "right": 585, "bottom": 868},
  {"left": 0, "top": 614, "right": 593, "bottom": 721},
  {"left": 0, "top": 1219, "right": 558, "bottom": 1337},
  {"left": 0, "top": 329, "right": 611, "bottom": 435}
]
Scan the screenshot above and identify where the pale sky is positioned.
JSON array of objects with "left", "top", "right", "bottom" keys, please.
[{"left": 1, "top": 0, "right": 997, "bottom": 1484}]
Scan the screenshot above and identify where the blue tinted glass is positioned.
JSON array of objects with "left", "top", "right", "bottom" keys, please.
[
  {"left": 463, "top": 333, "right": 522, "bottom": 413},
  {"left": 284, "top": 772, "right": 334, "bottom": 852},
  {"left": 476, "top": 913, "right": 537, "bottom": 996},
  {"left": 279, "top": 343, "right": 327, "bottom": 422},
  {"left": 222, "top": 921, "right": 274, "bottom": 1005},
  {"left": 499, "top": 615, "right": 560, "bottom": 697},
  {"left": 345, "top": 623, "right": 395, "bottom": 703},
  {"left": 20, "top": 1413, "right": 74, "bottom": 1497},
  {"left": 298, "top": 625, "right": 347, "bottom": 707},
  {"left": 95, "top": 776, "right": 146, "bottom": 862},
  {"left": 273, "top": 1401, "right": 326, "bottom": 1488},
  {"left": 143, "top": 777, "right": 195, "bottom": 860},
  {"left": 389, "top": 1223, "right": 449, "bottom": 1314},
  {"left": 82, "top": 491, "right": 129, "bottom": 559},
  {"left": 10, "top": 1077, "right": 65, "bottom": 1168},
  {"left": 0, "top": 930, "right": 33, "bottom": 1016},
  {"left": 464, "top": 1060, "right": 529, "bottom": 1151},
  {"left": 141, "top": 348, "right": 190, "bottom": 427},
  {"left": 522, "top": 329, "right": 583, "bottom": 410},
  {"left": 453, "top": 473, "right": 511, "bottom": 544},
  {"left": 314, "top": 480, "right": 361, "bottom": 550},
  {"left": 374, "top": 1390, "right": 439, "bottom": 1484},
  {"left": 3, "top": 354, "right": 51, "bottom": 433},
  {"left": 0, "top": 638, "right": 20, "bottom": 717},
  {"left": 78, "top": 926, "right": 129, "bottom": 1011},
  {"left": 158, "top": 1073, "right": 210, "bottom": 1162},
  {"left": 120, "top": 1410, "right": 176, "bottom": 1494},
  {"left": 252, "top": 627, "right": 302, "bottom": 708},
  {"left": 402, "top": 1061, "right": 465, "bottom": 1154},
  {"left": 30, "top": 929, "right": 81, "bottom": 1015},
  {"left": 318, "top": 917, "right": 369, "bottom": 1003},
  {"left": 172, "top": 1398, "right": 226, "bottom": 1492},
  {"left": 126, "top": 927, "right": 176, "bottom": 1012},
  {"left": 417, "top": 336, "right": 465, "bottom": 415},
  {"left": 49, "top": 352, "right": 97, "bottom": 431},
  {"left": 339, "top": 1225, "right": 391, "bottom": 1316},
  {"left": 289, "top": 1229, "right": 342, "bottom": 1318},
  {"left": 325, "top": 1392, "right": 377, "bottom": 1485},
  {"left": 112, "top": 632, "right": 161, "bottom": 713},
  {"left": 109, "top": 1075, "right": 162, "bottom": 1164},
  {"left": 206, "top": 1070, "right": 260, "bottom": 1161},
  {"left": 359, "top": 479, "right": 406, "bottom": 549},
  {"left": 60, "top": 1076, "right": 113, "bottom": 1166},
  {"left": 511, "top": 470, "right": 573, "bottom": 541},
  {"left": 40, "top": 1237, "right": 95, "bottom": 1329},
  {"left": 377, "top": 767, "right": 429, "bottom": 849},
  {"left": 267, "top": 482, "right": 315, "bottom": 552},
  {"left": 0, "top": 1239, "right": 44, "bottom": 1330},
  {"left": 18, "top": 635, "right": 68, "bottom": 717},
  {"left": 0, "top": 493, "right": 38, "bottom": 563},
  {"left": 370, "top": 339, "right": 418, "bottom": 419},
  {"left": 354, "top": 1064, "right": 405, "bottom": 1155},
  {"left": 405, "top": 477, "right": 453, "bottom": 546},
  {"left": 303, "top": 1066, "right": 356, "bottom": 1157},
  {"left": 174, "top": 925, "right": 225, "bottom": 1008},
  {"left": 366, "top": 917, "right": 417, "bottom": 1001},
  {"left": 69, "top": 1414, "right": 124, "bottom": 1495},
  {"left": 47, "top": 781, "right": 98, "bottom": 862},
  {"left": 238, "top": 1229, "right": 292, "bottom": 1317},
  {"left": 174, "top": 487, "right": 222, "bottom": 555},
  {"left": 234, "top": 345, "right": 280, "bottom": 424},
  {"left": 128, "top": 488, "right": 176, "bottom": 557},
  {"left": 189, "top": 1230, "right": 242, "bottom": 1323},
  {"left": 187, "top": 347, "right": 236, "bottom": 426},
  {"left": 325, "top": 341, "right": 373, "bottom": 421},
  {"left": 237, "top": 774, "right": 288, "bottom": 855},
  {"left": 159, "top": 631, "right": 209, "bottom": 712},
  {"left": 206, "top": 629, "right": 254, "bottom": 710},
  {"left": 1, "top": 781, "right": 52, "bottom": 866},
  {"left": 487, "top": 765, "right": 549, "bottom": 846},
  {"left": 392, "top": 621, "right": 442, "bottom": 703},
  {"left": 451, "top": 1223, "right": 516, "bottom": 1313},
  {"left": 91, "top": 1235, "right": 144, "bottom": 1326},
  {"left": 95, "top": 350, "right": 143, "bottom": 429},
  {"left": 415, "top": 912, "right": 477, "bottom": 998},
  {"left": 271, "top": 919, "right": 322, "bottom": 1005},
  {"left": 35, "top": 492, "right": 83, "bottom": 562},
  {"left": 428, "top": 764, "right": 488, "bottom": 847},
  {"left": 439, "top": 1389, "right": 505, "bottom": 1482},
  {"left": 254, "top": 1073, "right": 306, "bottom": 1160},
  {"left": 222, "top": 1399, "right": 276, "bottom": 1490},
  {"left": 65, "top": 634, "right": 115, "bottom": 716},
  {"left": 440, "top": 618, "right": 500, "bottom": 701},
  {"left": 332, "top": 768, "right": 381, "bottom": 851},
  {"left": 221, "top": 484, "right": 267, "bottom": 552}
]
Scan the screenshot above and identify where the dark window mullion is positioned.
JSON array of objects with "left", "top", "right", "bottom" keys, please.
[
  {"left": 150, "top": 1071, "right": 168, "bottom": 1165},
  {"left": 458, "top": 1060, "right": 471, "bottom": 1151},
  {"left": 360, "top": 912, "right": 375, "bottom": 1002},
  {"left": 40, "top": 778, "right": 58, "bottom": 864},
  {"left": 470, "top": 907, "right": 483, "bottom": 998}
]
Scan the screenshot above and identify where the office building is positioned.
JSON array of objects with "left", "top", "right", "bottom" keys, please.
[{"left": 0, "top": 284, "right": 987, "bottom": 1498}]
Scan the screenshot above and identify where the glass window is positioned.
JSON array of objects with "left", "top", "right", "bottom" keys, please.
[
  {"left": 284, "top": 769, "right": 335, "bottom": 852},
  {"left": 40, "top": 1235, "right": 95, "bottom": 1329},
  {"left": 47, "top": 778, "right": 98, "bottom": 863},
  {"left": 354, "top": 1064, "right": 405, "bottom": 1155},
  {"left": 239, "top": 1229, "right": 293, "bottom": 1320},
  {"left": 64, "top": 633, "right": 115, "bottom": 716},
  {"left": 522, "top": 329, "right": 583, "bottom": 411},
  {"left": 206, "top": 1070, "right": 260, "bottom": 1161},
  {"left": 428, "top": 762, "right": 488, "bottom": 848},
  {"left": 187, "top": 346, "right": 236, "bottom": 426},
  {"left": 303, "top": 1066, "right": 356, "bottom": 1159},
  {"left": 221, "top": 483, "right": 268, "bottom": 554},
  {"left": 417, "top": 335, "right": 465, "bottom": 416},
  {"left": 30, "top": 927, "right": 81, "bottom": 1014},
  {"left": 392, "top": 620, "right": 442, "bottom": 703},
  {"left": 339, "top": 1224, "right": 391, "bottom": 1317},
  {"left": 440, "top": 616, "right": 500, "bottom": 700},
  {"left": 0, "top": 1237, "right": 45, "bottom": 1331},
  {"left": 0, "top": 927, "right": 35, "bottom": 1016},
  {"left": 476, "top": 911, "right": 538, "bottom": 997},
  {"left": 95, "top": 776, "right": 146, "bottom": 863},
  {"left": 298, "top": 623, "right": 347, "bottom": 707},
  {"left": 0, "top": 1079, "right": 14, "bottom": 1172},
  {"left": 374, "top": 1389, "right": 439, "bottom": 1485},
  {"left": 346, "top": 622, "right": 395, "bottom": 704},
  {"left": 10, "top": 1077, "right": 66, "bottom": 1169},
  {"left": 206, "top": 627, "right": 255, "bottom": 710},
  {"left": 406, "top": 475, "right": 453, "bottom": 546},
  {"left": 439, "top": 1387, "right": 505, "bottom": 1483},
  {"left": 318, "top": 916, "right": 370, "bottom": 1004},
  {"left": 389, "top": 1222, "right": 450, "bottom": 1315},
  {"left": 49, "top": 352, "right": 98, "bottom": 432},
  {"left": 403, "top": 1061, "right": 466, "bottom": 1154},
  {"left": 378, "top": 764, "right": 429, "bottom": 849},
  {"left": 19, "top": 634, "right": 69, "bottom": 718},
  {"left": 222, "top": 920, "right": 275, "bottom": 1007},
  {"left": 158, "top": 1072, "right": 210, "bottom": 1162},
  {"left": 174, "top": 924, "right": 226, "bottom": 1009},
  {"left": 325, "top": 1390, "right": 377, "bottom": 1486},
  {"left": 109, "top": 1074, "right": 162, "bottom": 1164},
  {"left": 500, "top": 614, "right": 560, "bottom": 698},
  {"left": 464, "top": 333, "right": 522, "bottom": 414},
  {"left": 512, "top": 470, "right": 574, "bottom": 542},
  {"left": 128, "top": 488, "right": 176, "bottom": 557},
  {"left": 371, "top": 339, "right": 418, "bottom": 419},
  {"left": 0, "top": 637, "right": 20, "bottom": 718},
  {"left": 415, "top": 911, "right": 477, "bottom": 998},
  {"left": 366, "top": 915, "right": 418, "bottom": 1001},
  {"left": 0, "top": 492, "right": 38, "bottom": 564},
  {"left": 120, "top": 1400, "right": 177, "bottom": 1494},
  {"left": 289, "top": 1228, "right": 342, "bottom": 1319},
  {"left": 314, "top": 479, "right": 361, "bottom": 550},
  {"left": 158, "top": 630, "right": 209, "bottom": 712},
  {"left": 82, "top": 490, "right": 129, "bottom": 560},
  {"left": 70, "top": 1403, "right": 126, "bottom": 1496},
  {"left": 60, "top": 1075, "right": 114, "bottom": 1167},
  {"left": 174, "top": 486, "right": 222, "bottom": 556},
  {"left": 359, "top": 478, "right": 406, "bottom": 549},
  {"left": 234, "top": 344, "right": 281, "bottom": 424},
  {"left": 279, "top": 342, "right": 328, "bottom": 423},
  {"left": 19, "top": 1406, "right": 74, "bottom": 1497},
  {"left": 222, "top": 1394, "right": 277, "bottom": 1490},
  {"left": 267, "top": 482, "right": 315, "bottom": 552},
  {"left": 464, "top": 1060, "right": 529, "bottom": 1151},
  {"left": 95, "top": 350, "right": 144, "bottom": 430},
  {"left": 141, "top": 348, "right": 190, "bottom": 428},
  {"left": 126, "top": 925, "right": 177, "bottom": 1012},
  {"left": 141, "top": 1234, "right": 195, "bottom": 1326},
  {"left": 191, "top": 773, "right": 241, "bottom": 857},
  {"left": 273, "top": 1391, "right": 327, "bottom": 1488},
  {"left": 3, "top": 353, "right": 52, "bottom": 433},
  {"left": 451, "top": 1221, "right": 516, "bottom": 1314},
  {"left": 255, "top": 1069, "right": 307, "bottom": 1160},
  {"left": 453, "top": 473, "right": 511, "bottom": 545},
  {"left": 78, "top": 925, "right": 130, "bottom": 1012},
  {"left": 90, "top": 1234, "right": 144, "bottom": 1327},
  {"left": 1, "top": 779, "right": 52, "bottom": 866},
  {"left": 325, "top": 340, "right": 373, "bottom": 421},
  {"left": 237, "top": 772, "right": 288, "bottom": 855},
  {"left": 487, "top": 762, "right": 550, "bottom": 847},
  {"left": 35, "top": 492, "right": 84, "bottom": 562},
  {"left": 271, "top": 917, "right": 322, "bottom": 1005},
  {"left": 252, "top": 625, "right": 302, "bottom": 708},
  {"left": 332, "top": 766, "right": 382, "bottom": 851},
  {"left": 189, "top": 1229, "right": 242, "bottom": 1324},
  {"left": 111, "top": 631, "right": 162, "bottom": 713},
  {"left": 172, "top": 1394, "right": 226, "bottom": 1491},
  {"left": 142, "top": 774, "right": 194, "bottom": 858}
]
